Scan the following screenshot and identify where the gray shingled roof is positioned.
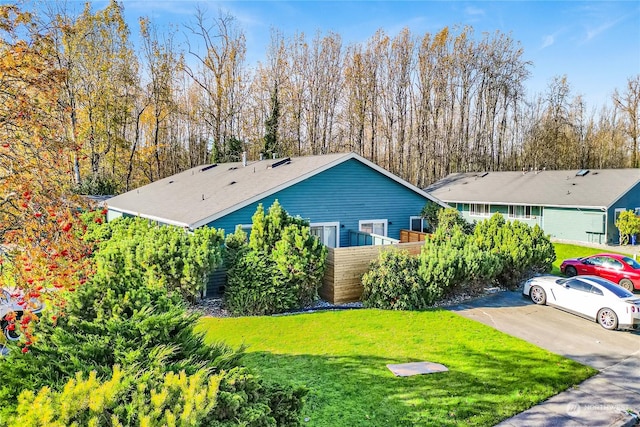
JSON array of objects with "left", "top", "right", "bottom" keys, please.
[
  {"left": 425, "top": 169, "right": 640, "bottom": 208},
  {"left": 107, "top": 152, "right": 446, "bottom": 229}
]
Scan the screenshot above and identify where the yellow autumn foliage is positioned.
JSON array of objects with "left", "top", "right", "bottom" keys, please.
[{"left": 9, "top": 366, "right": 223, "bottom": 427}]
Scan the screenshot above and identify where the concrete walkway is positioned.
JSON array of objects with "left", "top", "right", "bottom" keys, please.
[
  {"left": 448, "top": 290, "right": 640, "bottom": 427},
  {"left": 495, "top": 361, "right": 639, "bottom": 427}
]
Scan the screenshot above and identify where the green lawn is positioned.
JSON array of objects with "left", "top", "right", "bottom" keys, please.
[
  {"left": 197, "top": 310, "right": 595, "bottom": 427},
  {"left": 196, "top": 242, "right": 615, "bottom": 426},
  {"left": 551, "top": 243, "right": 633, "bottom": 275}
]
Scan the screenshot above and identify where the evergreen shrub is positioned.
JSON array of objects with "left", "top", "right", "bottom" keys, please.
[
  {"left": 361, "top": 250, "right": 440, "bottom": 310},
  {"left": 615, "top": 210, "right": 640, "bottom": 245},
  {"left": 362, "top": 211, "right": 554, "bottom": 309},
  {"left": 225, "top": 201, "right": 327, "bottom": 315},
  {"left": 85, "top": 217, "right": 225, "bottom": 301},
  {"left": 8, "top": 365, "right": 306, "bottom": 427},
  {"left": 0, "top": 217, "right": 307, "bottom": 426},
  {"left": 473, "top": 213, "right": 555, "bottom": 287}
]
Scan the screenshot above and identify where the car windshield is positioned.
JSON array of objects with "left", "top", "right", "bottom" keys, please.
[
  {"left": 586, "top": 276, "right": 635, "bottom": 298},
  {"left": 622, "top": 256, "right": 640, "bottom": 269}
]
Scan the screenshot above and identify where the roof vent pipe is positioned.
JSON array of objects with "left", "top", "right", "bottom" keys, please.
[
  {"left": 260, "top": 153, "right": 264, "bottom": 161},
  {"left": 272, "top": 152, "right": 277, "bottom": 159},
  {"left": 242, "top": 151, "right": 247, "bottom": 167}
]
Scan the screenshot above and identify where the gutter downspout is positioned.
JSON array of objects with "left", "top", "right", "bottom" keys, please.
[{"left": 604, "top": 207, "right": 608, "bottom": 245}]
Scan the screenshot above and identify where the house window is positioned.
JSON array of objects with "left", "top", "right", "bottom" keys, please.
[
  {"left": 359, "top": 219, "right": 387, "bottom": 236},
  {"left": 469, "top": 204, "right": 490, "bottom": 217},
  {"left": 310, "top": 222, "right": 340, "bottom": 248},
  {"left": 634, "top": 207, "right": 640, "bottom": 216},
  {"left": 508, "top": 205, "right": 532, "bottom": 219},
  {"left": 409, "top": 216, "right": 429, "bottom": 232}
]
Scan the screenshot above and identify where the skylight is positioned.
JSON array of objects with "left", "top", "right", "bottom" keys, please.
[
  {"left": 271, "top": 157, "right": 292, "bottom": 168},
  {"left": 200, "top": 164, "right": 217, "bottom": 172}
]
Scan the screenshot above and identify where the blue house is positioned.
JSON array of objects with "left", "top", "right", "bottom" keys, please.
[
  {"left": 106, "top": 152, "right": 447, "bottom": 249},
  {"left": 426, "top": 168, "right": 640, "bottom": 245}
]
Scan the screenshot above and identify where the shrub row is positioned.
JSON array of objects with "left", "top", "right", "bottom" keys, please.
[
  {"left": 362, "top": 210, "right": 555, "bottom": 310},
  {"left": 473, "top": 213, "right": 555, "bottom": 285},
  {"left": 0, "top": 216, "right": 306, "bottom": 426},
  {"left": 85, "top": 216, "right": 225, "bottom": 301},
  {"left": 10, "top": 365, "right": 304, "bottom": 427}
]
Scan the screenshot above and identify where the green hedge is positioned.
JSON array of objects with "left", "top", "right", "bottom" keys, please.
[
  {"left": 85, "top": 217, "right": 225, "bottom": 301},
  {"left": 473, "top": 214, "right": 555, "bottom": 286},
  {"left": 9, "top": 366, "right": 306, "bottom": 427},
  {"left": 361, "top": 250, "right": 441, "bottom": 310},
  {"left": 362, "top": 210, "right": 555, "bottom": 310},
  {"left": 0, "top": 217, "right": 306, "bottom": 426}
]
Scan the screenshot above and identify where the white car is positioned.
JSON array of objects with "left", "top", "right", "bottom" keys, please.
[
  {"left": 523, "top": 275, "right": 640, "bottom": 330},
  {"left": 1, "top": 288, "right": 44, "bottom": 341}
]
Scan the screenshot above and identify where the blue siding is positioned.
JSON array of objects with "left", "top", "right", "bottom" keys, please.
[
  {"left": 206, "top": 159, "right": 432, "bottom": 247},
  {"left": 607, "top": 181, "right": 640, "bottom": 244}
]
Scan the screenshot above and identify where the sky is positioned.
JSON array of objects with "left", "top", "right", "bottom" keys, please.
[{"left": 70, "top": 1, "right": 640, "bottom": 109}]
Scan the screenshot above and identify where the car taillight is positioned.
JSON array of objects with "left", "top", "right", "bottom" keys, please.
[{"left": 626, "top": 301, "right": 640, "bottom": 313}]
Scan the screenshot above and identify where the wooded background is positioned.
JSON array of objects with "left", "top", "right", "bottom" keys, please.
[{"left": 2, "top": 1, "right": 639, "bottom": 198}]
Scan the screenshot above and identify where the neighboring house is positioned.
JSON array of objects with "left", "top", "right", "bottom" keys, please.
[
  {"left": 107, "top": 152, "right": 447, "bottom": 248},
  {"left": 425, "top": 168, "right": 640, "bottom": 245}
]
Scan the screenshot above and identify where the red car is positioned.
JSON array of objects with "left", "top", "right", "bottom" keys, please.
[{"left": 560, "top": 253, "right": 640, "bottom": 293}]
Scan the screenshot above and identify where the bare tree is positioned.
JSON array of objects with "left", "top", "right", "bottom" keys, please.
[
  {"left": 613, "top": 75, "right": 640, "bottom": 167},
  {"left": 184, "top": 8, "right": 246, "bottom": 162},
  {"left": 139, "top": 17, "right": 180, "bottom": 180},
  {"left": 379, "top": 28, "right": 414, "bottom": 175}
]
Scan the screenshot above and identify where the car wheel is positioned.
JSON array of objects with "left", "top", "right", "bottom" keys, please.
[
  {"left": 530, "top": 285, "right": 547, "bottom": 305},
  {"left": 619, "top": 279, "right": 634, "bottom": 292},
  {"left": 2, "top": 320, "right": 20, "bottom": 341},
  {"left": 565, "top": 266, "right": 577, "bottom": 277},
  {"left": 597, "top": 308, "right": 618, "bottom": 330}
]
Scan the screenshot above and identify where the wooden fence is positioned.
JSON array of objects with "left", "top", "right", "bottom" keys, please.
[
  {"left": 400, "top": 229, "right": 429, "bottom": 243},
  {"left": 319, "top": 241, "right": 424, "bottom": 304}
]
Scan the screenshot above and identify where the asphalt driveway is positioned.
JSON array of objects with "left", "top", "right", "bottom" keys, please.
[
  {"left": 448, "top": 290, "right": 640, "bottom": 426},
  {"left": 448, "top": 290, "right": 640, "bottom": 370}
]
